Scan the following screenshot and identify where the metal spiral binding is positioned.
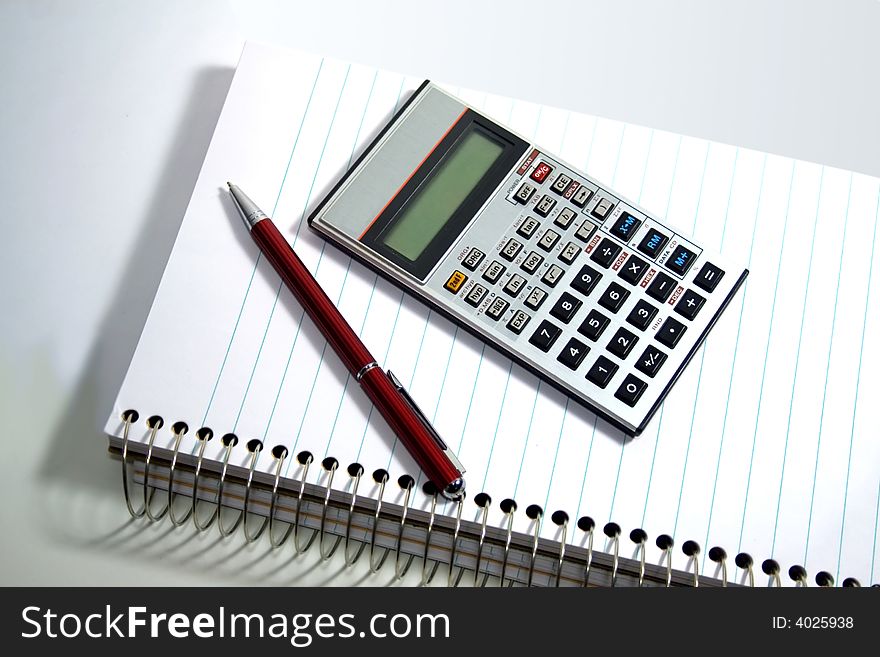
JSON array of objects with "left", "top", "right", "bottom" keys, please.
[
  {"left": 708, "top": 546, "right": 728, "bottom": 587},
  {"left": 525, "top": 505, "right": 543, "bottom": 587},
  {"left": 551, "top": 511, "right": 568, "bottom": 588},
  {"left": 630, "top": 528, "right": 648, "bottom": 587},
  {"left": 445, "top": 494, "right": 465, "bottom": 587},
  {"left": 604, "top": 522, "right": 621, "bottom": 587},
  {"left": 393, "top": 475, "right": 416, "bottom": 579},
  {"left": 497, "top": 498, "right": 517, "bottom": 587},
  {"left": 143, "top": 415, "right": 170, "bottom": 521},
  {"left": 343, "top": 463, "right": 367, "bottom": 566},
  {"left": 120, "top": 410, "right": 145, "bottom": 518},
  {"left": 191, "top": 427, "right": 219, "bottom": 531},
  {"left": 117, "top": 409, "right": 878, "bottom": 588},
  {"left": 242, "top": 440, "right": 269, "bottom": 543},
  {"left": 317, "top": 458, "right": 342, "bottom": 560},
  {"left": 419, "top": 482, "right": 441, "bottom": 586},
  {"left": 368, "top": 469, "right": 390, "bottom": 573},
  {"left": 166, "top": 422, "right": 193, "bottom": 526},
  {"left": 682, "top": 540, "right": 700, "bottom": 587},
  {"left": 578, "top": 516, "right": 595, "bottom": 587},
  {"left": 292, "top": 452, "right": 317, "bottom": 554},
  {"left": 464, "top": 493, "right": 492, "bottom": 587},
  {"left": 216, "top": 433, "right": 243, "bottom": 537},
  {"left": 267, "top": 446, "right": 293, "bottom": 547}
]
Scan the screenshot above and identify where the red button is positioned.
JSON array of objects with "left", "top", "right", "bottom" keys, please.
[{"left": 530, "top": 162, "right": 553, "bottom": 183}]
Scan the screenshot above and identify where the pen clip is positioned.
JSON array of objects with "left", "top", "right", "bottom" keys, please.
[{"left": 386, "top": 370, "right": 465, "bottom": 474}]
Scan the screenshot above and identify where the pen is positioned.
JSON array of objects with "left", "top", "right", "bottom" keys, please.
[{"left": 227, "top": 183, "right": 466, "bottom": 499}]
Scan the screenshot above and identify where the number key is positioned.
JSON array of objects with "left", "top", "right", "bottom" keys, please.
[
  {"left": 578, "top": 309, "right": 610, "bottom": 342},
  {"left": 550, "top": 291, "right": 582, "bottom": 324},
  {"left": 607, "top": 326, "right": 639, "bottom": 359},
  {"left": 598, "top": 282, "right": 630, "bottom": 313},
  {"left": 614, "top": 374, "right": 648, "bottom": 407},
  {"left": 557, "top": 337, "right": 590, "bottom": 370},
  {"left": 586, "top": 355, "right": 618, "bottom": 388},
  {"left": 571, "top": 264, "right": 602, "bottom": 296},
  {"left": 528, "top": 320, "right": 562, "bottom": 352},
  {"left": 626, "top": 299, "right": 658, "bottom": 331}
]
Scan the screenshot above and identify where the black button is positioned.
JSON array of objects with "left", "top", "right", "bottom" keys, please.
[
  {"left": 626, "top": 299, "right": 658, "bottom": 331},
  {"left": 637, "top": 229, "right": 669, "bottom": 259},
  {"left": 586, "top": 356, "right": 618, "bottom": 388},
  {"left": 607, "top": 327, "right": 639, "bottom": 359},
  {"left": 517, "top": 217, "right": 541, "bottom": 240},
  {"left": 506, "top": 310, "right": 531, "bottom": 334},
  {"left": 462, "top": 248, "right": 485, "bottom": 271},
  {"left": 598, "top": 282, "right": 630, "bottom": 313},
  {"left": 514, "top": 183, "right": 535, "bottom": 204},
  {"left": 655, "top": 317, "right": 687, "bottom": 348},
  {"left": 610, "top": 212, "right": 642, "bottom": 242},
  {"left": 529, "top": 320, "right": 562, "bottom": 352},
  {"left": 646, "top": 271, "right": 676, "bottom": 302},
  {"left": 617, "top": 255, "right": 649, "bottom": 285},
  {"left": 614, "top": 374, "right": 648, "bottom": 407},
  {"left": 665, "top": 243, "right": 698, "bottom": 275},
  {"left": 535, "top": 194, "right": 557, "bottom": 217},
  {"left": 590, "top": 238, "right": 622, "bottom": 268},
  {"left": 557, "top": 337, "right": 590, "bottom": 370},
  {"left": 570, "top": 264, "right": 602, "bottom": 296},
  {"left": 578, "top": 309, "right": 610, "bottom": 342},
  {"left": 674, "top": 288, "right": 706, "bottom": 320},
  {"left": 694, "top": 262, "right": 725, "bottom": 293},
  {"left": 550, "top": 291, "right": 582, "bottom": 323},
  {"left": 635, "top": 345, "right": 667, "bottom": 378},
  {"left": 464, "top": 284, "right": 487, "bottom": 307}
]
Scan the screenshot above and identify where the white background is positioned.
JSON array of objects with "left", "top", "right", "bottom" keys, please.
[{"left": 1, "top": 0, "right": 878, "bottom": 585}]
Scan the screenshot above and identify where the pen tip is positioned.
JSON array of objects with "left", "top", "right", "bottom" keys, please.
[{"left": 226, "top": 181, "right": 233, "bottom": 189}]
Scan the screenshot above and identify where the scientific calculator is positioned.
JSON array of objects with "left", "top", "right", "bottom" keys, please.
[{"left": 309, "top": 82, "right": 747, "bottom": 435}]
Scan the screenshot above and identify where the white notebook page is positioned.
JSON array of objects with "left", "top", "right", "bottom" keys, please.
[{"left": 106, "top": 43, "right": 880, "bottom": 585}]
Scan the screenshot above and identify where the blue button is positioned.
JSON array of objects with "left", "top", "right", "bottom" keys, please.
[
  {"left": 610, "top": 212, "right": 642, "bottom": 241},
  {"left": 666, "top": 244, "right": 697, "bottom": 276},
  {"left": 637, "top": 228, "right": 669, "bottom": 259}
]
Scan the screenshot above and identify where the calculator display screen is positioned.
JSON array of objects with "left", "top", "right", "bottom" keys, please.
[{"left": 382, "top": 126, "right": 504, "bottom": 261}]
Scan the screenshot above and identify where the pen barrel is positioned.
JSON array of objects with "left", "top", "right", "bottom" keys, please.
[
  {"left": 251, "top": 220, "right": 375, "bottom": 374},
  {"left": 359, "top": 367, "right": 462, "bottom": 488}
]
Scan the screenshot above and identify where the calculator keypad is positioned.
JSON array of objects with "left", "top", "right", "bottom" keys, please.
[{"left": 426, "top": 149, "right": 742, "bottom": 434}]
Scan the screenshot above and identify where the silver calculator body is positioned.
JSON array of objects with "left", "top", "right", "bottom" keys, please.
[{"left": 309, "top": 82, "right": 747, "bottom": 435}]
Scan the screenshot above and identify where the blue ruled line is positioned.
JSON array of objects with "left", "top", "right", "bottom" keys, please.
[
  {"left": 835, "top": 185, "right": 880, "bottom": 581},
  {"left": 701, "top": 153, "right": 767, "bottom": 557},
  {"left": 736, "top": 161, "right": 797, "bottom": 552},
  {"left": 769, "top": 168, "right": 825, "bottom": 556},
  {"left": 803, "top": 174, "right": 854, "bottom": 565},
  {"left": 200, "top": 60, "right": 324, "bottom": 428}
]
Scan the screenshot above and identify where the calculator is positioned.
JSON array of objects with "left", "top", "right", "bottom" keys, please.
[{"left": 309, "top": 82, "right": 747, "bottom": 435}]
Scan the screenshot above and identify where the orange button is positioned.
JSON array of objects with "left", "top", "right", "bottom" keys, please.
[{"left": 444, "top": 270, "right": 468, "bottom": 294}]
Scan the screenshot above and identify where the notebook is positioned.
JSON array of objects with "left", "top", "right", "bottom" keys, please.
[{"left": 106, "top": 42, "right": 880, "bottom": 587}]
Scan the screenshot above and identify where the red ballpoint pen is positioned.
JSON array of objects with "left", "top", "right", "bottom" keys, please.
[{"left": 227, "top": 183, "right": 466, "bottom": 499}]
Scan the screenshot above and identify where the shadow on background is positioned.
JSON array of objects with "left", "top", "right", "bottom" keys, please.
[{"left": 37, "top": 66, "right": 235, "bottom": 515}]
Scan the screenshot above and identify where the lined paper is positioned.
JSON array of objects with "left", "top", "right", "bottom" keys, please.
[{"left": 107, "top": 43, "right": 880, "bottom": 585}]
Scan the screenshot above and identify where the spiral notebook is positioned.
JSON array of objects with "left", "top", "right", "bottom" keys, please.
[{"left": 105, "top": 42, "right": 880, "bottom": 587}]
